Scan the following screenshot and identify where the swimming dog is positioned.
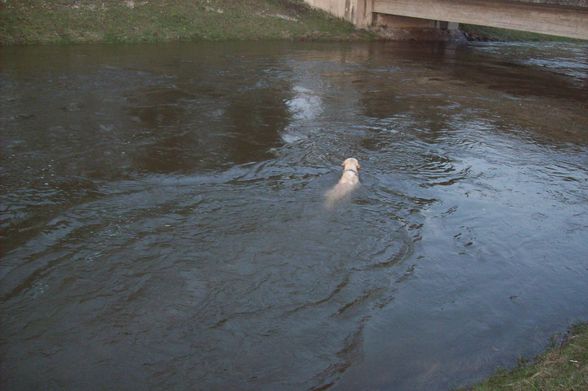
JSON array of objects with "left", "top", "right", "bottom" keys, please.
[{"left": 324, "top": 158, "right": 361, "bottom": 208}]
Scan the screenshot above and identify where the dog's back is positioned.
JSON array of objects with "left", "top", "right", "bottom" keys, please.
[
  {"left": 324, "top": 158, "right": 360, "bottom": 209},
  {"left": 324, "top": 181, "right": 358, "bottom": 208}
]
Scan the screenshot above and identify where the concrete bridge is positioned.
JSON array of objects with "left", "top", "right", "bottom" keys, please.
[{"left": 305, "top": 0, "right": 588, "bottom": 40}]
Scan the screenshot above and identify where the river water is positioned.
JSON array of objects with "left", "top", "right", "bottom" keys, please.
[{"left": 1, "top": 41, "right": 587, "bottom": 391}]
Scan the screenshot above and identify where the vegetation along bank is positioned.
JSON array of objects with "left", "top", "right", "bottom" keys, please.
[
  {"left": 465, "top": 324, "right": 588, "bottom": 390},
  {"left": 3, "top": 0, "right": 579, "bottom": 45},
  {"left": 0, "top": 0, "right": 373, "bottom": 45}
]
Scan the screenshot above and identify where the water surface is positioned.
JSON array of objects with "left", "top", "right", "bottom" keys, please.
[{"left": 1, "top": 41, "right": 587, "bottom": 391}]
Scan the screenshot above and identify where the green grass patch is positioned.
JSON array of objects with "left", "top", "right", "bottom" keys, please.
[
  {"left": 0, "top": 0, "right": 373, "bottom": 45},
  {"left": 460, "top": 24, "right": 582, "bottom": 42},
  {"left": 463, "top": 323, "right": 588, "bottom": 391}
]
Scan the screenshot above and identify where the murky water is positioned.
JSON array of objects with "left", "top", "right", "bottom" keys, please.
[{"left": 1, "top": 41, "right": 587, "bottom": 391}]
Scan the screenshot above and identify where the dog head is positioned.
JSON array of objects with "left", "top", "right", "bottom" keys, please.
[{"left": 342, "top": 157, "right": 361, "bottom": 172}]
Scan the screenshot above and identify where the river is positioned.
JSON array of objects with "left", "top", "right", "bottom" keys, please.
[{"left": 1, "top": 41, "right": 587, "bottom": 391}]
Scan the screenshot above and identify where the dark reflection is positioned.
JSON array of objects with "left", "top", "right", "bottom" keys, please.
[
  {"left": 355, "top": 41, "right": 588, "bottom": 153},
  {"left": 0, "top": 42, "right": 295, "bottom": 178},
  {"left": 0, "top": 43, "right": 294, "bottom": 250},
  {"left": 364, "top": 41, "right": 588, "bottom": 103},
  {"left": 127, "top": 66, "right": 291, "bottom": 173},
  {"left": 221, "top": 86, "right": 291, "bottom": 164}
]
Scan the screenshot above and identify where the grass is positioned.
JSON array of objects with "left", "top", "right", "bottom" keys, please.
[
  {"left": 463, "top": 323, "right": 588, "bottom": 391},
  {"left": 460, "top": 24, "right": 582, "bottom": 42},
  {"left": 0, "top": 0, "right": 373, "bottom": 45}
]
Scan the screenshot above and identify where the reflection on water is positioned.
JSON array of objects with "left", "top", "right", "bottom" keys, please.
[{"left": 1, "top": 41, "right": 588, "bottom": 391}]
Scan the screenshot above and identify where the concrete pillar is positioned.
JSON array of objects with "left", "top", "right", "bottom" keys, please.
[
  {"left": 354, "top": 0, "right": 375, "bottom": 27},
  {"left": 447, "top": 22, "right": 459, "bottom": 31},
  {"left": 304, "top": 0, "right": 374, "bottom": 26},
  {"left": 304, "top": 0, "right": 462, "bottom": 40},
  {"left": 372, "top": 14, "right": 462, "bottom": 40}
]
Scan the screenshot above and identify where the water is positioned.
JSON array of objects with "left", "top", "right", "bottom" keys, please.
[{"left": 1, "top": 41, "right": 587, "bottom": 391}]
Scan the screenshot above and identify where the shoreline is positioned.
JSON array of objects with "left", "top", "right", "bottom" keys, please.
[
  {"left": 460, "top": 24, "right": 584, "bottom": 43},
  {"left": 464, "top": 323, "right": 588, "bottom": 390},
  {"left": 2, "top": 1, "right": 583, "bottom": 46}
]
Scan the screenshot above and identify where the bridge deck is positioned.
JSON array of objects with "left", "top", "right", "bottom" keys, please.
[{"left": 373, "top": 0, "right": 588, "bottom": 39}]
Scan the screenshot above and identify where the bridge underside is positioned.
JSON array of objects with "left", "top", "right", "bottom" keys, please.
[{"left": 305, "top": 0, "right": 588, "bottom": 40}]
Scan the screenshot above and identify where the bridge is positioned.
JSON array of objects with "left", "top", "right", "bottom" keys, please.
[{"left": 304, "top": 0, "right": 588, "bottom": 40}]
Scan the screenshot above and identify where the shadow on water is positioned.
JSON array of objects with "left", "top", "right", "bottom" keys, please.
[
  {"left": 125, "top": 56, "right": 292, "bottom": 173},
  {"left": 0, "top": 43, "right": 294, "bottom": 252},
  {"left": 1, "top": 41, "right": 588, "bottom": 391}
]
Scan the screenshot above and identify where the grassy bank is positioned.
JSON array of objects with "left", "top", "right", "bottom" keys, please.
[
  {"left": 464, "top": 323, "right": 588, "bottom": 391},
  {"left": 0, "top": 0, "right": 372, "bottom": 45},
  {"left": 3, "top": 1, "right": 582, "bottom": 45},
  {"left": 460, "top": 23, "right": 581, "bottom": 42}
]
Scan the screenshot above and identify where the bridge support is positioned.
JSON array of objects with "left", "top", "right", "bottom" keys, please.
[
  {"left": 304, "top": 0, "right": 588, "bottom": 40},
  {"left": 371, "top": 14, "right": 462, "bottom": 40},
  {"left": 305, "top": 0, "right": 461, "bottom": 40},
  {"left": 304, "top": 0, "right": 373, "bottom": 27}
]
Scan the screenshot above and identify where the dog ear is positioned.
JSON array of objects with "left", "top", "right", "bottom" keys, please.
[
  {"left": 341, "top": 160, "right": 346, "bottom": 167},
  {"left": 357, "top": 162, "right": 361, "bottom": 170}
]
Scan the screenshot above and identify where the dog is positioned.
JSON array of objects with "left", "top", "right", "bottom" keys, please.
[{"left": 324, "top": 158, "right": 361, "bottom": 208}]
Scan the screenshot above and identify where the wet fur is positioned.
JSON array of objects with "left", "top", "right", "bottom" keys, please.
[{"left": 324, "top": 158, "right": 361, "bottom": 209}]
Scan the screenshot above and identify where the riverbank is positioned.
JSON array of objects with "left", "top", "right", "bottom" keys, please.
[
  {"left": 0, "top": 0, "right": 372, "bottom": 45},
  {"left": 464, "top": 323, "right": 588, "bottom": 390},
  {"left": 2, "top": 1, "right": 582, "bottom": 45},
  {"left": 460, "top": 24, "right": 581, "bottom": 42}
]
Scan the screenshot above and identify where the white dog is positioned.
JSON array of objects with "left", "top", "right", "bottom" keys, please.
[{"left": 324, "top": 158, "right": 361, "bottom": 208}]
